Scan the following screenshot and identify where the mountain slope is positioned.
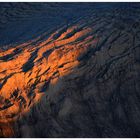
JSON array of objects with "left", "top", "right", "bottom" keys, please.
[{"left": 0, "top": 3, "right": 140, "bottom": 137}]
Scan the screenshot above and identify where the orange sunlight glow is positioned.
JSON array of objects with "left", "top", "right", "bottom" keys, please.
[{"left": 0, "top": 24, "right": 98, "bottom": 137}]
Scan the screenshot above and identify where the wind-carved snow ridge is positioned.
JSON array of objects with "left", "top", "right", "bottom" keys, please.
[{"left": 0, "top": 2, "right": 140, "bottom": 138}]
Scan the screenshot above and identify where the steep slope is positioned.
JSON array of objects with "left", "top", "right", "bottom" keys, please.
[{"left": 0, "top": 3, "right": 140, "bottom": 137}]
